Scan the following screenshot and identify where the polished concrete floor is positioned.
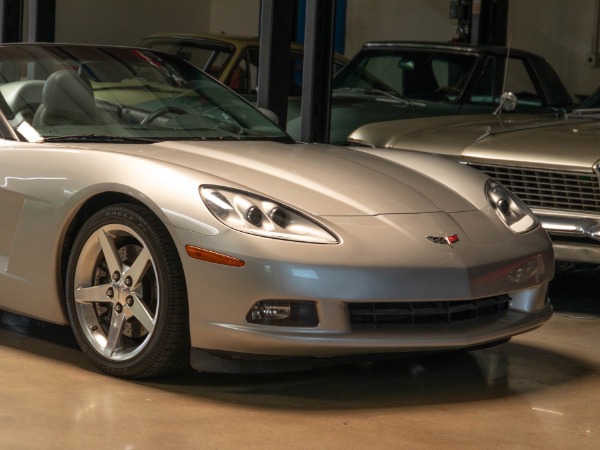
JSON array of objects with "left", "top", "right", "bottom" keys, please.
[{"left": 0, "top": 271, "right": 598, "bottom": 450}]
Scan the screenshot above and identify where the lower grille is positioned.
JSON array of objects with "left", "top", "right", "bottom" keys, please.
[
  {"left": 467, "top": 163, "right": 600, "bottom": 213},
  {"left": 348, "top": 296, "right": 510, "bottom": 328}
]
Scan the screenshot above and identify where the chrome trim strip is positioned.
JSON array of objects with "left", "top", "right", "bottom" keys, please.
[{"left": 536, "top": 210, "right": 600, "bottom": 241}]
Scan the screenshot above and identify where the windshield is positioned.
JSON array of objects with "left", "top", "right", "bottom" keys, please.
[
  {"left": 139, "top": 37, "right": 234, "bottom": 79},
  {"left": 332, "top": 48, "right": 478, "bottom": 102},
  {"left": 0, "top": 44, "right": 291, "bottom": 143}
]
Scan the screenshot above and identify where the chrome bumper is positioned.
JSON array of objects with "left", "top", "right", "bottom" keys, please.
[{"left": 537, "top": 209, "right": 600, "bottom": 263}]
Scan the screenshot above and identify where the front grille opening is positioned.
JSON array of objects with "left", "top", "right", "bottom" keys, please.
[
  {"left": 348, "top": 295, "right": 510, "bottom": 328},
  {"left": 468, "top": 163, "right": 600, "bottom": 213}
]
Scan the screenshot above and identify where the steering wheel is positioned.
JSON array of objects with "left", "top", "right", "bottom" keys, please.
[
  {"left": 434, "top": 86, "right": 461, "bottom": 100},
  {"left": 141, "top": 106, "right": 187, "bottom": 125}
]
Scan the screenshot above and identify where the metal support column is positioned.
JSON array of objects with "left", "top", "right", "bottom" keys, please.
[
  {"left": 476, "top": 0, "right": 508, "bottom": 46},
  {"left": 300, "top": 0, "right": 335, "bottom": 143},
  {"left": 450, "top": 0, "right": 508, "bottom": 45},
  {"left": 27, "top": 0, "right": 55, "bottom": 42},
  {"left": 257, "top": 0, "right": 294, "bottom": 125},
  {"left": 0, "top": 0, "right": 23, "bottom": 42}
]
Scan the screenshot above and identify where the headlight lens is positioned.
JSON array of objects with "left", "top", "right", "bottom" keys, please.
[
  {"left": 200, "top": 185, "right": 339, "bottom": 243},
  {"left": 486, "top": 179, "right": 538, "bottom": 233}
]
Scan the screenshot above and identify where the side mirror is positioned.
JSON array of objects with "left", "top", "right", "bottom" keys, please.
[
  {"left": 258, "top": 108, "right": 279, "bottom": 124},
  {"left": 494, "top": 92, "right": 518, "bottom": 114}
]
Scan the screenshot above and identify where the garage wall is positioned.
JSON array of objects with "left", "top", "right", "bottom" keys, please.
[
  {"left": 345, "top": 0, "right": 455, "bottom": 56},
  {"left": 54, "top": 0, "right": 212, "bottom": 46},
  {"left": 208, "top": 0, "right": 261, "bottom": 36},
  {"left": 509, "top": 0, "right": 599, "bottom": 97},
  {"left": 50, "top": 0, "right": 599, "bottom": 97}
]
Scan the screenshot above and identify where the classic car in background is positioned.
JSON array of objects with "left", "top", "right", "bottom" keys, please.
[
  {"left": 0, "top": 43, "right": 553, "bottom": 378},
  {"left": 139, "top": 33, "right": 348, "bottom": 97},
  {"left": 348, "top": 110, "right": 600, "bottom": 271},
  {"left": 289, "top": 41, "right": 575, "bottom": 144},
  {"left": 143, "top": 38, "right": 574, "bottom": 145}
]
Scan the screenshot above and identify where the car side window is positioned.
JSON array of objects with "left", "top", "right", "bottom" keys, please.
[
  {"left": 503, "top": 57, "right": 543, "bottom": 108},
  {"left": 227, "top": 49, "right": 255, "bottom": 95},
  {"left": 231, "top": 49, "right": 309, "bottom": 97},
  {"left": 469, "top": 57, "right": 497, "bottom": 105},
  {"left": 469, "top": 56, "right": 544, "bottom": 109}
]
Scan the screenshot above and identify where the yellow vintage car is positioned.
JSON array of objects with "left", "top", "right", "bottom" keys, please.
[{"left": 139, "top": 33, "right": 348, "bottom": 97}]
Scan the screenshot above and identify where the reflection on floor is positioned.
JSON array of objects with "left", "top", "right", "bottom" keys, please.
[{"left": 0, "top": 272, "right": 598, "bottom": 449}]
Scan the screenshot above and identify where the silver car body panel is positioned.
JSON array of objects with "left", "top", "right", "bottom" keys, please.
[{"left": 0, "top": 138, "right": 553, "bottom": 356}]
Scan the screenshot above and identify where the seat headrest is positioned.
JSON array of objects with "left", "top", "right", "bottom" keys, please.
[{"left": 41, "top": 70, "right": 96, "bottom": 124}]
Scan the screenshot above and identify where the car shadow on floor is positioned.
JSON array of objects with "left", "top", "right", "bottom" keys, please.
[
  {"left": 549, "top": 270, "right": 600, "bottom": 319},
  {"left": 137, "top": 337, "right": 592, "bottom": 410}
]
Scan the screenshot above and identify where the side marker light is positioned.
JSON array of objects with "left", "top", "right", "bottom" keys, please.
[{"left": 185, "top": 245, "right": 245, "bottom": 267}]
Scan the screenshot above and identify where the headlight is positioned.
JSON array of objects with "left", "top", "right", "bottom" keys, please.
[
  {"left": 200, "top": 185, "right": 339, "bottom": 243},
  {"left": 486, "top": 179, "right": 538, "bottom": 233}
]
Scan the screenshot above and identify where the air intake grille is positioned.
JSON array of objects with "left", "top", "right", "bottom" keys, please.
[
  {"left": 348, "top": 296, "right": 510, "bottom": 328},
  {"left": 468, "top": 163, "right": 600, "bottom": 213}
]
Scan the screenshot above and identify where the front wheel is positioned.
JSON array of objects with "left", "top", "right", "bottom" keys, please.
[{"left": 65, "top": 203, "right": 190, "bottom": 378}]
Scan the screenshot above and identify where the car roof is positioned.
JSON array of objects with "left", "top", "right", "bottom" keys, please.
[
  {"left": 141, "top": 32, "right": 304, "bottom": 51},
  {"left": 360, "top": 41, "right": 541, "bottom": 59},
  {"left": 140, "top": 32, "right": 350, "bottom": 65}
]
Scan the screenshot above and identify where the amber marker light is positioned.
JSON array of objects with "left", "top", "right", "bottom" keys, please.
[{"left": 185, "top": 245, "right": 245, "bottom": 267}]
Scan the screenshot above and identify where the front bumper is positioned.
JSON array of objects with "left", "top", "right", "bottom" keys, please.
[
  {"left": 189, "top": 304, "right": 552, "bottom": 373},
  {"left": 173, "top": 210, "right": 554, "bottom": 372}
]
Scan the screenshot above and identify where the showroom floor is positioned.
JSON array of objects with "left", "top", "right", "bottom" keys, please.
[{"left": 0, "top": 272, "right": 598, "bottom": 450}]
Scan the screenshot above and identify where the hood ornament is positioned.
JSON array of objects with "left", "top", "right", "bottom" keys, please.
[{"left": 426, "top": 234, "right": 460, "bottom": 248}]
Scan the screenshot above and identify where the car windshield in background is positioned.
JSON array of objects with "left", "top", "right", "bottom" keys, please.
[
  {"left": 138, "top": 37, "right": 234, "bottom": 79},
  {"left": 0, "top": 44, "right": 290, "bottom": 143},
  {"left": 140, "top": 34, "right": 349, "bottom": 98},
  {"left": 332, "top": 50, "right": 478, "bottom": 102}
]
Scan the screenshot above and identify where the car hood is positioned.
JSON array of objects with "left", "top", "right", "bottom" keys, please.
[
  {"left": 349, "top": 114, "right": 600, "bottom": 171},
  {"left": 82, "top": 140, "right": 482, "bottom": 216}
]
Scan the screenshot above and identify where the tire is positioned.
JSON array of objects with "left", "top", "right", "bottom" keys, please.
[{"left": 65, "top": 203, "right": 190, "bottom": 379}]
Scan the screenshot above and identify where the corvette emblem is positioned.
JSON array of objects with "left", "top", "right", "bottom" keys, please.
[{"left": 426, "top": 234, "right": 460, "bottom": 247}]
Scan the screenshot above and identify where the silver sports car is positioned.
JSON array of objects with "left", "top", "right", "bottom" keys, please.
[{"left": 0, "top": 44, "right": 553, "bottom": 378}]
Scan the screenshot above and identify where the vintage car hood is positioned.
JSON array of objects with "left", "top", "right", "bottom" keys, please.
[
  {"left": 81, "top": 140, "right": 482, "bottom": 216},
  {"left": 349, "top": 114, "right": 600, "bottom": 171}
]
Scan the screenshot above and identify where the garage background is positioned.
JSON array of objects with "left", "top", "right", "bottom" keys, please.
[
  {"left": 0, "top": 1, "right": 598, "bottom": 449},
  {"left": 44, "top": 0, "right": 600, "bottom": 98}
]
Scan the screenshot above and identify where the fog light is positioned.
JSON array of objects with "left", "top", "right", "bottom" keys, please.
[
  {"left": 252, "top": 302, "right": 291, "bottom": 320},
  {"left": 247, "top": 301, "right": 318, "bottom": 327}
]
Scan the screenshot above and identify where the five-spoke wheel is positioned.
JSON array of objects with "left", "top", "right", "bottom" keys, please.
[{"left": 65, "top": 204, "right": 189, "bottom": 378}]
